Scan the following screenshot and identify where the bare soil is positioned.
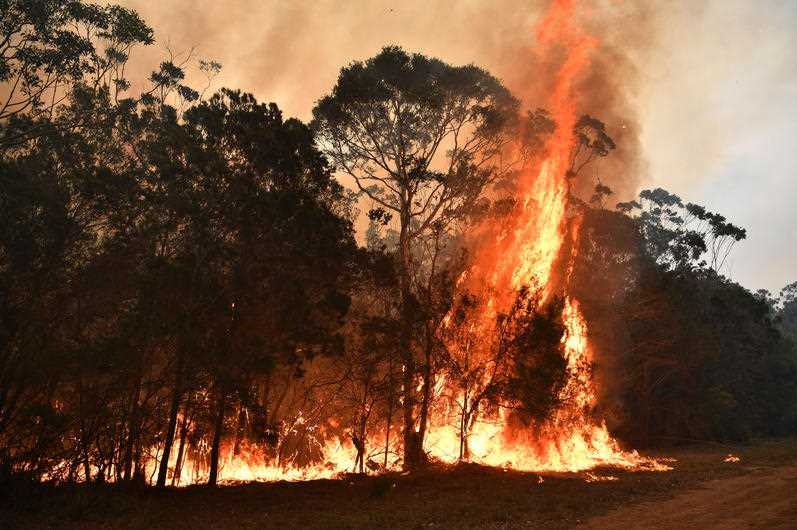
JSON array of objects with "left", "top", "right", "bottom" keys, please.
[{"left": 579, "top": 463, "right": 797, "bottom": 530}]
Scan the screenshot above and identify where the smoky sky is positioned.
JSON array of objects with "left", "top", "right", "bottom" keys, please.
[{"left": 116, "top": 0, "right": 796, "bottom": 293}]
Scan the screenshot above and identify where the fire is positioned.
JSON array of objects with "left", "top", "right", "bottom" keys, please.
[
  {"left": 418, "top": 0, "right": 665, "bottom": 474},
  {"left": 143, "top": 0, "right": 667, "bottom": 486},
  {"left": 156, "top": 439, "right": 357, "bottom": 485}
]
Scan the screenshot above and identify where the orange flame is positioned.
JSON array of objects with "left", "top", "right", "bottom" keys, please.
[
  {"left": 420, "top": 0, "right": 664, "bottom": 473},
  {"left": 144, "top": 0, "right": 667, "bottom": 485}
]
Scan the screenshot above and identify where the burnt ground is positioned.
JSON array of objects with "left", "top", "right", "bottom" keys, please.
[{"left": 2, "top": 438, "right": 796, "bottom": 530}]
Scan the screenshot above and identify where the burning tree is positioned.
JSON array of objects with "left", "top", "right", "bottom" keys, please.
[
  {"left": 438, "top": 287, "right": 570, "bottom": 461},
  {"left": 312, "top": 46, "right": 521, "bottom": 469}
]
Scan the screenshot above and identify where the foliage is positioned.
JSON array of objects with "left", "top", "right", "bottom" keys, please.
[
  {"left": 572, "top": 203, "right": 797, "bottom": 446},
  {"left": 312, "top": 45, "right": 521, "bottom": 468},
  {"left": 616, "top": 188, "right": 746, "bottom": 271},
  {"left": 499, "top": 292, "right": 568, "bottom": 424},
  {"left": 775, "top": 282, "right": 797, "bottom": 343},
  {"left": 1, "top": 1, "right": 794, "bottom": 488},
  {"left": 0, "top": 1, "right": 357, "bottom": 485}
]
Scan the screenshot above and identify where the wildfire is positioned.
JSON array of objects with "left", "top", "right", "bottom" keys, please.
[
  {"left": 419, "top": 0, "right": 665, "bottom": 474},
  {"left": 145, "top": 0, "right": 668, "bottom": 486},
  {"left": 155, "top": 439, "right": 357, "bottom": 485}
]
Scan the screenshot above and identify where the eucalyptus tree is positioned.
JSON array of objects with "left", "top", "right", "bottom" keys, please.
[
  {"left": 616, "top": 188, "right": 747, "bottom": 272},
  {"left": 0, "top": 0, "right": 155, "bottom": 148},
  {"left": 0, "top": 0, "right": 161, "bottom": 480},
  {"left": 150, "top": 89, "right": 358, "bottom": 486},
  {"left": 313, "top": 46, "right": 520, "bottom": 468},
  {"left": 778, "top": 282, "right": 797, "bottom": 342}
]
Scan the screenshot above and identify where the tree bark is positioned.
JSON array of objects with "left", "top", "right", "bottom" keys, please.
[
  {"left": 122, "top": 371, "right": 142, "bottom": 481},
  {"left": 459, "top": 388, "right": 469, "bottom": 462},
  {"left": 171, "top": 401, "right": 191, "bottom": 486},
  {"left": 155, "top": 351, "right": 184, "bottom": 488},
  {"left": 398, "top": 207, "right": 425, "bottom": 470},
  {"left": 207, "top": 383, "right": 226, "bottom": 487},
  {"left": 417, "top": 324, "right": 433, "bottom": 448},
  {"left": 384, "top": 352, "right": 394, "bottom": 469},
  {"left": 77, "top": 374, "right": 91, "bottom": 482}
]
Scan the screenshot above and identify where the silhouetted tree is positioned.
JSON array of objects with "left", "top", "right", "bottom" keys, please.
[
  {"left": 313, "top": 46, "right": 519, "bottom": 469},
  {"left": 571, "top": 192, "right": 797, "bottom": 445}
]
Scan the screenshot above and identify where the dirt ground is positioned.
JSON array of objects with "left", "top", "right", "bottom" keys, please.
[
  {"left": 580, "top": 464, "right": 797, "bottom": 530},
  {"left": 3, "top": 438, "right": 796, "bottom": 530}
]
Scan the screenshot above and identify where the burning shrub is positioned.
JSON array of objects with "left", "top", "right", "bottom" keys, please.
[{"left": 500, "top": 293, "right": 569, "bottom": 426}]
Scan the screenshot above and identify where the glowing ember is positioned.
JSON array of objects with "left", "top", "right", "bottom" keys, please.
[{"left": 584, "top": 472, "right": 619, "bottom": 482}]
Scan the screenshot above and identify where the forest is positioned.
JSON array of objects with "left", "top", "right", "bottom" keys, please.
[{"left": 1, "top": 0, "right": 796, "bottom": 501}]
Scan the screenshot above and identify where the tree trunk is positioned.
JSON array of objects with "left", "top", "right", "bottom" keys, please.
[
  {"left": 132, "top": 432, "right": 145, "bottom": 483},
  {"left": 171, "top": 403, "right": 191, "bottom": 486},
  {"left": 122, "top": 372, "right": 142, "bottom": 481},
  {"left": 208, "top": 384, "right": 226, "bottom": 487},
  {"left": 401, "top": 360, "right": 422, "bottom": 469},
  {"left": 459, "top": 389, "right": 468, "bottom": 462},
  {"left": 417, "top": 324, "right": 433, "bottom": 447},
  {"left": 156, "top": 351, "right": 184, "bottom": 488},
  {"left": 109, "top": 415, "right": 124, "bottom": 482},
  {"left": 77, "top": 375, "right": 91, "bottom": 482},
  {"left": 352, "top": 434, "right": 365, "bottom": 474},
  {"left": 384, "top": 353, "right": 394, "bottom": 469},
  {"left": 398, "top": 208, "right": 425, "bottom": 470},
  {"left": 82, "top": 450, "right": 91, "bottom": 483}
]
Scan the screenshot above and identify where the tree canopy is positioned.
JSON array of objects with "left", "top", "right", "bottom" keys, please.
[{"left": 313, "top": 45, "right": 521, "bottom": 468}]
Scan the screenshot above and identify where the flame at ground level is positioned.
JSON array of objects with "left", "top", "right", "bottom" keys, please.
[
  {"left": 155, "top": 421, "right": 667, "bottom": 487},
  {"left": 425, "top": 299, "right": 668, "bottom": 474},
  {"left": 151, "top": 298, "right": 667, "bottom": 487},
  {"left": 154, "top": 419, "right": 667, "bottom": 487},
  {"left": 100, "top": 0, "right": 671, "bottom": 487}
]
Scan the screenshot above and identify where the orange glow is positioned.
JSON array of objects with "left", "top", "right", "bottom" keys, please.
[
  {"left": 157, "top": 439, "right": 357, "bottom": 485},
  {"left": 144, "top": 0, "right": 668, "bottom": 486},
  {"left": 418, "top": 0, "right": 665, "bottom": 474}
]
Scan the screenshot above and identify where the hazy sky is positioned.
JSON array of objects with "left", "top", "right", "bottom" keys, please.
[
  {"left": 118, "top": 0, "right": 796, "bottom": 293},
  {"left": 638, "top": 1, "right": 796, "bottom": 294}
]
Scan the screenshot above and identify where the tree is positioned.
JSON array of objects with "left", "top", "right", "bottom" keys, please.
[
  {"left": 776, "top": 282, "right": 797, "bottom": 343},
  {"left": 570, "top": 191, "right": 797, "bottom": 445},
  {"left": 141, "top": 89, "right": 358, "bottom": 486},
  {"left": 1, "top": 0, "right": 361, "bottom": 484},
  {"left": 617, "top": 188, "right": 747, "bottom": 272},
  {"left": 334, "top": 248, "right": 402, "bottom": 472},
  {"left": 312, "top": 46, "right": 519, "bottom": 469},
  {"left": 0, "top": 0, "right": 155, "bottom": 148},
  {"left": 439, "top": 287, "right": 568, "bottom": 461}
]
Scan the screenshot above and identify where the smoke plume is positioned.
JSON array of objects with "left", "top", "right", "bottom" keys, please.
[{"left": 117, "top": 0, "right": 662, "bottom": 201}]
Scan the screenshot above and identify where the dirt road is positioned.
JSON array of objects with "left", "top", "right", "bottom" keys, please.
[{"left": 579, "top": 465, "right": 797, "bottom": 530}]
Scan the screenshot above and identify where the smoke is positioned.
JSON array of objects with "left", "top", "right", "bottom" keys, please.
[
  {"left": 486, "top": 0, "right": 659, "bottom": 200},
  {"left": 112, "top": 0, "right": 704, "bottom": 453},
  {"left": 572, "top": 2, "right": 657, "bottom": 201},
  {"left": 116, "top": 0, "right": 662, "bottom": 202}
]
